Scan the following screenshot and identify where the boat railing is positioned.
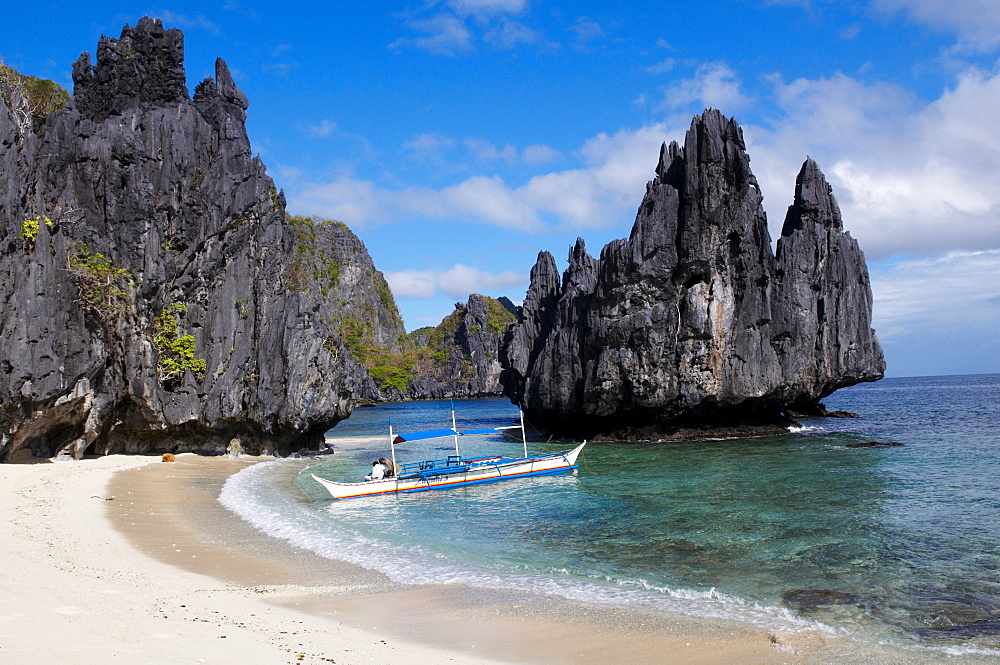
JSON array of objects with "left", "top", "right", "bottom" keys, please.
[{"left": 400, "top": 455, "right": 468, "bottom": 475}]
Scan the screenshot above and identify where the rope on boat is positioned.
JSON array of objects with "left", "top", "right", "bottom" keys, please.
[{"left": 578, "top": 446, "right": 597, "bottom": 475}]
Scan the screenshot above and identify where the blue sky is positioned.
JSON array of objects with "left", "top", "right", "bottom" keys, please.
[{"left": 4, "top": 1, "right": 1000, "bottom": 377}]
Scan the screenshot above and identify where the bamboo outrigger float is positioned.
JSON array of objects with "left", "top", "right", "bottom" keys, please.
[{"left": 311, "top": 406, "right": 586, "bottom": 501}]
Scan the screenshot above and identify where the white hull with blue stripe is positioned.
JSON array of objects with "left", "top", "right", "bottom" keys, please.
[
  {"left": 311, "top": 442, "right": 585, "bottom": 500},
  {"left": 310, "top": 405, "right": 586, "bottom": 501}
]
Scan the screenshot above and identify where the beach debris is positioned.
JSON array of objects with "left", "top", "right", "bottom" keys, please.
[
  {"left": 161, "top": 453, "right": 176, "bottom": 462},
  {"left": 91, "top": 495, "right": 115, "bottom": 500}
]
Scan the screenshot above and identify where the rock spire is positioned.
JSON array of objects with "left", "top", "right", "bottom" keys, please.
[
  {"left": 0, "top": 18, "right": 405, "bottom": 459},
  {"left": 500, "top": 110, "right": 884, "bottom": 438}
]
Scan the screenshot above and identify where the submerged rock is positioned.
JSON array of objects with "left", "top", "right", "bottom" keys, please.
[
  {"left": 844, "top": 441, "right": 904, "bottom": 449},
  {"left": 0, "top": 18, "right": 404, "bottom": 459},
  {"left": 500, "top": 110, "right": 884, "bottom": 438},
  {"left": 783, "top": 589, "right": 862, "bottom": 613}
]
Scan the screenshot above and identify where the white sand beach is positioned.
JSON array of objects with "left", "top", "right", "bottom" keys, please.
[{"left": 0, "top": 454, "right": 845, "bottom": 664}]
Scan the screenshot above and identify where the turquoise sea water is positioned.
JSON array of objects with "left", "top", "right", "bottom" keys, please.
[{"left": 219, "top": 374, "right": 1000, "bottom": 661}]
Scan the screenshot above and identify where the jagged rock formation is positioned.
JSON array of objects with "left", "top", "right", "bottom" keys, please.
[
  {"left": 0, "top": 18, "right": 405, "bottom": 460},
  {"left": 501, "top": 110, "right": 884, "bottom": 438},
  {"left": 393, "top": 294, "right": 518, "bottom": 400}
]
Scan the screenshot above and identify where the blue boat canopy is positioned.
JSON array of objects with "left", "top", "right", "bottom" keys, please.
[
  {"left": 393, "top": 428, "right": 458, "bottom": 443},
  {"left": 392, "top": 426, "right": 504, "bottom": 444}
]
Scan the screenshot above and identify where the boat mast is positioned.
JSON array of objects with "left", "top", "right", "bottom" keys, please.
[
  {"left": 519, "top": 407, "right": 528, "bottom": 458},
  {"left": 451, "top": 400, "right": 460, "bottom": 457},
  {"left": 389, "top": 419, "right": 398, "bottom": 473}
]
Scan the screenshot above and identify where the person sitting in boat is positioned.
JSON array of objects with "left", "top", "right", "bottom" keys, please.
[
  {"left": 365, "top": 460, "right": 385, "bottom": 481},
  {"left": 379, "top": 457, "right": 400, "bottom": 478}
]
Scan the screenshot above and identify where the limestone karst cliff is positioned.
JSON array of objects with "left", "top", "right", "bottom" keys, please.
[
  {"left": 396, "top": 294, "right": 517, "bottom": 400},
  {"left": 0, "top": 18, "right": 406, "bottom": 459},
  {"left": 500, "top": 110, "right": 885, "bottom": 438}
]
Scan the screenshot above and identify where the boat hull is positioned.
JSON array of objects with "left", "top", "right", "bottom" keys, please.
[{"left": 312, "top": 443, "right": 586, "bottom": 500}]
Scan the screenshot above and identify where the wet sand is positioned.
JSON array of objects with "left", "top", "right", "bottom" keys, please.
[{"left": 101, "top": 454, "right": 849, "bottom": 664}]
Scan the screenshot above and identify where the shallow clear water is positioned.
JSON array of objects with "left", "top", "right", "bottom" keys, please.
[{"left": 220, "top": 376, "right": 1000, "bottom": 660}]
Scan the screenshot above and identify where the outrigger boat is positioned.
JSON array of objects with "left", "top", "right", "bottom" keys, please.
[{"left": 311, "top": 406, "right": 586, "bottom": 501}]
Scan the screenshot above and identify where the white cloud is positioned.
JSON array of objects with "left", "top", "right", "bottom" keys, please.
[
  {"left": 646, "top": 58, "right": 677, "bottom": 75},
  {"left": 294, "top": 175, "right": 388, "bottom": 225},
  {"left": 872, "top": 0, "right": 1000, "bottom": 51},
  {"left": 463, "top": 137, "right": 518, "bottom": 162},
  {"left": 417, "top": 176, "right": 543, "bottom": 231},
  {"left": 745, "top": 65, "right": 1000, "bottom": 258},
  {"left": 447, "top": 0, "right": 526, "bottom": 17},
  {"left": 871, "top": 250, "right": 1000, "bottom": 340},
  {"left": 292, "top": 60, "right": 1000, "bottom": 263},
  {"left": 289, "top": 119, "right": 684, "bottom": 233},
  {"left": 403, "top": 133, "right": 458, "bottom": 164},
  {"left": 304, "top": 119, "right": 337, "bottom": 138},
  {"left": 157, "top": 10, "right": 219, "bottom": 33},
  {"left": 391, "top": 14, "right": 474, "bottom": 56},
  {"left": 569, "top": 17, "right": 604, "bottom": 47},
  {"left": 664, "top": 62, "right": 753, "bottom": 112},
  {"left": 385, "top": 264, "right": 525, "bottom": 299},
  {"left": 522, "top": 144, "right": 561, "bottom": 164},
  {"left": 484, "top": 20, "right": 544, "bottom": 49}
]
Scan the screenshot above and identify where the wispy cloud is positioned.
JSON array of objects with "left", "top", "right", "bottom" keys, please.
[
  {"left": 290, "top": 117, "right": 688, "bottom": 234},
  {"left": 385, "top": 263, "right": 525, "bottom": 299},
  {"left": 872, "top": 0, "right": 1000, "bottom": 52},
  {"left": 403, "top": 132, "right": 459, "bottom": 164},
  {"left": 645, "top": 58, "right": 677, "bottom": 75},
  {"left": 521, "top": 144, "right": 561, "bottom": 164},
  {"left": 155, "top": 10, "right": 219, "bottom": 34},
  {"left": 569, "top": 16, "right": 604, "bottom": 48},
  {"left": 463, "top": 137, "right": 518, "bottom": 163},
  {"left": 839, "top": 22, "right": 862, "bottom": 40},
  {"left": 870, "top": 250, "right": 1000, "bottom": 344},
  {"left": 484, "top": 19, "right": 547, "bottom": 49},
  {"left": 303, "top": 119, "right": 338, "bottom": 138},
  {"left": 447, "top": 0, "right": 527, "bottom": 18},
  {"left": 664, "top": 61, "right": 753, "bottom": 112},
  {"left": 390, "top": 14, "right": 474, "bottom": 56},
  {"left": 262, "top": 62, "right": 301, "bottom": 75},
  {"left": 746, "top": 64, "right": 1000, "bottom": 258},
  {"left": 393, "top": 1, "right": 563, "bottom": 55}
]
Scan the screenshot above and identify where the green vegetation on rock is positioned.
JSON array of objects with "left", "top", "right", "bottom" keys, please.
[
  {"left": 152, "top": 302, "right": 207, "bottom": 382},
  {"left": 20, "top": 217, "right": 40, "bottom": 250},
  {"left": 336, "top": 316, "right": 420, "bottom": 392},
  {"left": 67, "top": 243, "right": 134, "bottom": 318},
  {"left": 486, "top": 297, "right": 517, "bottom": 334},
  {"left": 286, "top": 215, "right": 342, "bottom": 295},
  {"left": 0, "top": 63, "right": 69, "bottom": 133}
]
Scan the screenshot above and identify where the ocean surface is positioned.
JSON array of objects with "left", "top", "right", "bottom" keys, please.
[{"left": 219, "top": 374, "right": 1000, "bottom": 662}]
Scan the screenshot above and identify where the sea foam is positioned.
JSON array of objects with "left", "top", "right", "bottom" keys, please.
[{"left": 219, "top": 460, "right": 838, "bottom": 636}]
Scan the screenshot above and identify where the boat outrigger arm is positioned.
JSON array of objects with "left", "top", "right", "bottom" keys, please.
[{"left": 311, "top": 407, "right": 586, "bottom": 501}]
